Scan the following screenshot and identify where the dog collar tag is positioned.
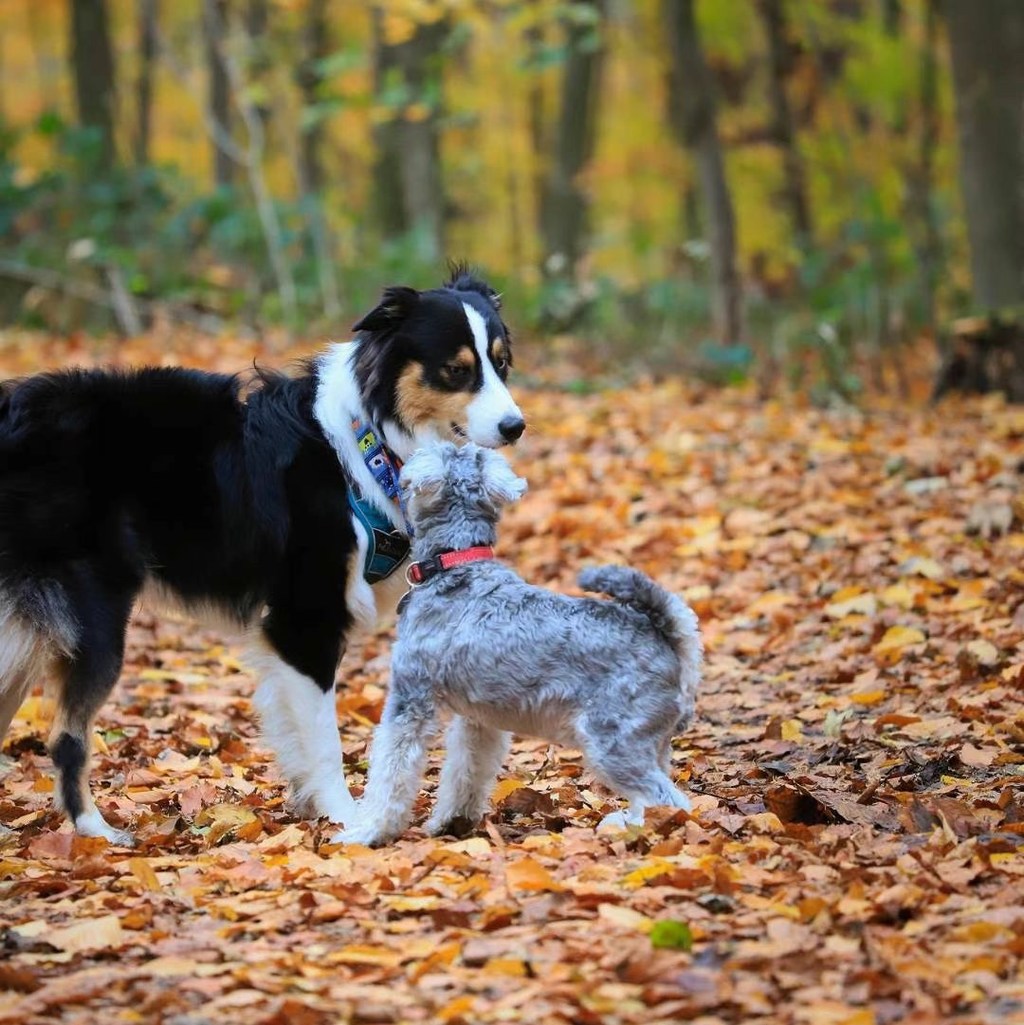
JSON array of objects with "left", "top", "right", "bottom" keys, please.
[{"left": 351, "top": 417, "right": 411, "bottom": 533}]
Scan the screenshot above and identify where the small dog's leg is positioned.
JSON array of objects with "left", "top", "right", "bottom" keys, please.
[
  {"left": 250, "top": 648, "right": 357, "bottom": 825},
  {"left": 585, "top": 733, "right": 692, "bottom": 832},
  {"left": 335, "top": 682, "right": 438, "bottom": 846},
  {"left": 425, "top": 717, "right": 510, "bottom": 837}
]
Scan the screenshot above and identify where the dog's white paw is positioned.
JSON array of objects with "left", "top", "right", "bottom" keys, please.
[
  {"left": 669, "top": 790, "right": 692, "bottom": 812},
  {"left": 317, "top": 792, "right": 359, "bottom": 826},
  {"left": 332, "top": 823, "right": 391, "bottom": 847},
  {"left": 596, "top": 810, "right": 632, "bottom": 832},
  {"left": 75, "top": 811, "right": 135, "bottom": 847}
]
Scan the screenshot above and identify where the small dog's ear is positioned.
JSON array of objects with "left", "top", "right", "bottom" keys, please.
[
  {"left": 478, "top": 448, "right": 527, "bottom": 506},
  {"left": 353, "top": 285, "right": 420, "bottom": 333},
  {"left": 444, "top": 262, "right": 501, "bottom": 310},
  {"left": 400, "top": 443, "right": 454, "bottom": 497}
]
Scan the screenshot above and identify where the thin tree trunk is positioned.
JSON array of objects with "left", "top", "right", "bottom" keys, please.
[
  {"left": 203, "top": 0, "right": 297, "bottom": 327},
  {"left": 946, "top": 0, "right": 1024, "bottom": 310},
  {"left": 246, "top": 0, "right": 271, "bottom": 132},
  {"left": 524, "top": 2, "right": 548, "bottom": 232},
  {"left": 882, "top": 0, "right": 902, "bottom": 36},
  {"left": 371, "top": 9, "right": 447, "bottom": 260},
  {"left": 539, "top": 0, "right": 606, "bottom": 278},
  {"left": 295, "top": 0, "right": 340, "bottom": 320},
  {"left": 913, "top": 0, "right": 940, "bottom": 334},
  {"left": 204, "top": 0, "right": 234, "bottom": 188},
  {"left": 135, "top": 0, "right": 158, "bottom": 165},
  {"left": 664, "top": 0, "right": 742, "bottom": 345},
  {"left": 370, "top": 9, "right": 407, "bottom": 240},
  {"left": 69, "top": 0, "right": 118, "bottom": 171},
  {"left": 757, "top": 0, "right": 812, "bottom": 244},
  {"left": 297, "top": 0, "right": 328, "bottom": 195}
]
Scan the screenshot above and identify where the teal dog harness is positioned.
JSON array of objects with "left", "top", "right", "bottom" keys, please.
[{"left": 348, "top": 419, "right": 411, "bottom": 584}]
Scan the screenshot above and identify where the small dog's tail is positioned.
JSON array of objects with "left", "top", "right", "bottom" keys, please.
[{"left": 578, "top": 565, "right": 702, "bottom": 725}]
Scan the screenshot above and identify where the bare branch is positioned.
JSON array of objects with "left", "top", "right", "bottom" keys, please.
[
  {"left": 202, "top": 0, "right": 298, "bottom": 328},
  {"left": 0, "top": 259, "right": 224, "bottom": 335}
]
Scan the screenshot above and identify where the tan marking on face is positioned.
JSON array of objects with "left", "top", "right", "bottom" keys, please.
[
  {"left": 452, "top": 346, "right": 474, "bottom": 370},
  {"left": 439, "top": 346, "right": 477, "bottom": 388},
  {"left": 396, "top": 363, "right": 474, "bottom": 431}
]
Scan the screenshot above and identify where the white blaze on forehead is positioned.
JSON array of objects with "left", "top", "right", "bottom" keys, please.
[{"left": 462, "top": 302, "right": 522, "bottom": 447}]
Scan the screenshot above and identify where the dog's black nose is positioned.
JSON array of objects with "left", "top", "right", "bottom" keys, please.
[{"left": 498, "top": 415, "right": 526, "bottom": 443}]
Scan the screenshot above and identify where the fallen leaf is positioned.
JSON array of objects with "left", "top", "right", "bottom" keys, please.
[
  {"left": 649, "top": 919, "right": 694, "bottom": 951},
  {"left": 965, "top": 639, "right": 1000, "bottom": 666},
  {"left": 873, "top": 625, "right": 926, "bottom": 662},
  {"left": 505, "top": 857, "right": 563, "bottom": 892},
  {"left": 960, "top": 743, "right": 996, "bottom": 767},
  {"left": 597, "top": 904, "right": 652, "bottom": 932},
  {"left": 45, "top": 915, "right": 125, "bottom": 953}
]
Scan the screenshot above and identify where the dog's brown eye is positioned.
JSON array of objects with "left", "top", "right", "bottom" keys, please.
[
  {"left": 444, "top": 363, "right": 472, "bottom": 384},
  {"left": 495, "top": 356, "right": 508, "bottom": 372}
]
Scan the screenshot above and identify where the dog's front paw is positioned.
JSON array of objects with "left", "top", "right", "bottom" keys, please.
[
  {"left": 596, "top": 810, "right": 632, "bottom": 833},
  {"left": 74, "top": 811, "right": 136, "bottom": 847},
  {"left": 332, "top": 823, "right": 393, "bottom": 848},
  {"left": 317, "top": 792, "right": 359, "bottom": 827}
]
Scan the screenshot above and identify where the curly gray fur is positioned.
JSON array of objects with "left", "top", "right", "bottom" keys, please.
[{"left": 337, "top": 442, "right": 703, "bottom": 846}]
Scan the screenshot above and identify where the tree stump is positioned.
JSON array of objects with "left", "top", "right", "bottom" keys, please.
[{"left": 932, "top": 314, "right": 1024, "bottom": 403}]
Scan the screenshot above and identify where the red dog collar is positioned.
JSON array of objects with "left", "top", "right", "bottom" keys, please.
[{"left": 406, "top": 546, "right": 495, "bottom": 585}]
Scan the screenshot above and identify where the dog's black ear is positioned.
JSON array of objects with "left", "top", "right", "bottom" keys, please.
[
  {"left": 353, "top": 285, "right": 420, "bottom": 333},
  {"left": 444, "top": 262, "right": 501, "bottom": 310}
]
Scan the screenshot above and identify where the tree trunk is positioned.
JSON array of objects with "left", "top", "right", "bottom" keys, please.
[
  {"left": 246, "top": 0, "right": 271, "bottom": 132},
  {"left": 664, "top": 0, "right": 742, "bottom": 345},
  {"left": 524, "top": 2, "right": 548, "bottom": 230},
  {"left": 297, "top": 0, "right": 328, "bottom": 195},
  {"left": 757, "top": 0, "right": 812, "bottom": 244},
  {"left": 912, "top": 0, "right": 940, "bottom": 333},
  {"left": 946, "top": 0, "right": 1024, "bottom": 311},
  {"left": 933, "top": 315, "right": 1024, "bottom": 403},
  {"left": 371, "top": 9, "right": 447, "bottom": 260},
  {"left": 204, "top": 0, "right": 234, "bottom": 188},
  {"left": 295, "top": 0, "right": 340, "bottom": 320},
  {"left": 69, "top": 0, "right": 118, "bottom": 171},
  {"left": 539, "top": 0, "right": 606, "bottom": 279},
  {"left": 135, "top": 0, "right": 158, "bottom": 165},
  {"left": 882, "top": 0, "right": 902, "bottom": 36}
]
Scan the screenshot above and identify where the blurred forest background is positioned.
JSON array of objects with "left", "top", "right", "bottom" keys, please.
[{"left": 1, "top": 0, "right": 1023, "bottom": 394}]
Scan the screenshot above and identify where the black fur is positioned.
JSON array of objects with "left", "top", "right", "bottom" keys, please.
[
  {"left": 51, "top": 733, "right": 87, "bottom": 820},
  {"left": 0, "top": 364, "right": 354, "bottom": 687}
]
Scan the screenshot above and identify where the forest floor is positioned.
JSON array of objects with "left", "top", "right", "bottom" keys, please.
[{"left": 0, "top": 331, "right": 1022, "bottom": 1025}]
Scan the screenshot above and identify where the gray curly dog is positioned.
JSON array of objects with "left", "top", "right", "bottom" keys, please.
[{"left": 337, "top": 441, "right": 702, "bottom": 846}]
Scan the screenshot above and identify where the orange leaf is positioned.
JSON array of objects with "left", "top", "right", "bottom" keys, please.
[
  {"left": 505, "top": 857, "right": 563, "bottom": 892},
  {"left": 128, "top": 857, "right": 162, "bottom": 892}
]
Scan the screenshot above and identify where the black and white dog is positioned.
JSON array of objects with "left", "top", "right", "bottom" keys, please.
[{"left": 0, "top": 269, "right": 524, "bottom": 845}]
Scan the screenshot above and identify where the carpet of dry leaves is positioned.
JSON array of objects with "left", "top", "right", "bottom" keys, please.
[{"left": 0, "top": 332, "right": 1022, "bottom": 1025}]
